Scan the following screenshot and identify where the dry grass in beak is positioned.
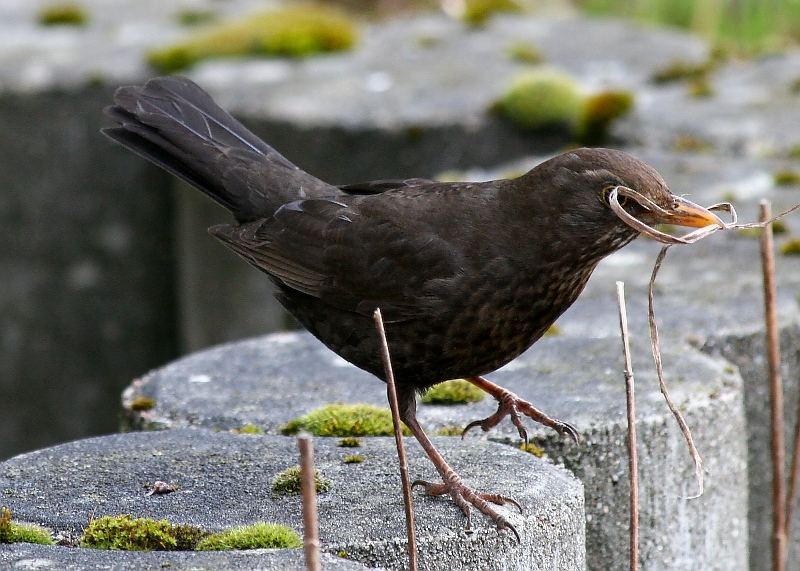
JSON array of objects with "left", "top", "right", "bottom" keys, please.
[{"left": 607, "top": 187, "right": 800, "bottom": 498}]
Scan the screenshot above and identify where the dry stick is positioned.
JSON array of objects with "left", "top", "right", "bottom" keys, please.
[
  {"left": 616, "top": 282, "right": 640, "bottom": 571},
  {"left": 759, "top": 201, "right": 786, "bottom": 571},
  {"left": 298, "top": 434, "right": 321, "bottom": 571},
  {"left": 373, "top": 308, "right": 419, "bottom": 571}
]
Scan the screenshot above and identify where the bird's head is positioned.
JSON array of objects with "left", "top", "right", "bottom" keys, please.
[{"left": 526, "top": 148, "right": 723, "bottom": 260}]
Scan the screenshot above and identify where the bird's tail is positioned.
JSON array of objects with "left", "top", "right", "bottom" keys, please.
[{"left": 102, "top": 76, "right": 335, "bottom": 222}]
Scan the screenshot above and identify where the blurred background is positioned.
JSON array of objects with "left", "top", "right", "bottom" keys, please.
[{"left": 1, "top": 0, "right": 798, "bottom": 458}]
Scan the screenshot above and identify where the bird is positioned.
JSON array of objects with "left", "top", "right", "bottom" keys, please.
[{"left": 103, "top": 76, "right": 722, "bottom": 540}]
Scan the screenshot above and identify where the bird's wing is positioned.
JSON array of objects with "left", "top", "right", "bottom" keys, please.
[
  {"left": 337, "top": 178, "right": 434, "bottom": 195},
  {"left": 209, "top": 195, "right": 462, "bottom": 322}
]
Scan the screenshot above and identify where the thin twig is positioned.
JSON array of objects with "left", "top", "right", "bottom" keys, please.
[
  {"left": 759, "top": 201, "right": 786, "bottom": 571},
  {"left": 616, "top": 282, "right": 639, "bottom": 571},
  {"left": 298, "top": 434, "right": 321, "bottom": 571},
  {"left": 786, "top": 396, "right": 800, "bottom": 558},
  {"left": 373, "top": 308, "right": 418, "bottom": 571}
]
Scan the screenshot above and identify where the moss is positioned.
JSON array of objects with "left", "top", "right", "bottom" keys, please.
[
  {"left": 688, "top": 77, "right": 714, "bottom": 98},
  {"left": 494, "top": 69, "right": 583, "bottom": 131},
  {"left": 651, "top": 59, "right": 711, "bottom": 84},
  {"left": 148, "top": 4, "right": 357, "bottom": 73},
  {"left": 415, "top": 35, "right": 441, "bottom": 48},
  {"left": 791, "top": 77, "right": 800, "bottom": 94},
  {"left": 519, "top": 442, "right": 545, "bottom": 457},
  {"left": 337, "top": 549, "right": 349, "bottom": 558},
  {"left": 272, "top": 466, "right": 331, "bottom": 495},
  {"left": 343, "top": 454, "right": 364, "bottom": 464},
  {"left": 195, "top": 522, "right": 301, "bottom": 550},
  {"left": 176, "top": 9, "right": 218, "bottom": 27},
  {"left": 461, "top": 0, "right": 521, "bottom": 27},
  {"left": 435, "top": 425, "right": 464, "bottom": 436},
  {"left": 79, "top": 515, "right": 205, "bottom": 551},
  {"left": 0, "top": 507, "right": 54, "bottom": 546},
  {"left": 672, "top": 135, "right": 713, "bottom": 153},
  {"left": 233, "top": 423, "right": 264, "bottom": 435},
  {"left": 421, "top": 379, "right": 485, "bottom": 405},
  {"left": 544, "top": 324, "right": 561, "bottom": 337},
  {"left": 774, "top": 169, "right": 800, "bottom": 186},
  {"left": 788, "top": 144, "right": 800, "bottom": 159},
  {"left": 37, "top": 3, "right": 88, "bottom": 26},
  {"left": 281, "top": 403, "right": 409, "bottom": 436},
  {"left": 129, "top": 396, "right": 156, "bottom": 412},
  {"left": 338, "top": 437, "right": 361, "bottom": 447},
  {"left": 507, "top": 42, "right": 543, "bottom": 64},
  {"left": 575, "top": 90, "right": 634, "bottom": 145},
  {"left": 780, "top": 238, "right": 800, "bottom": 256}
]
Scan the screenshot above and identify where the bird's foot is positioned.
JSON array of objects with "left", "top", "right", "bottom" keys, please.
[
  {"left": 462, "top": 379, "right": 579, "bottom": 445},
  {"left": 412, "top": 475, "right": 522, "bottom": 542}
]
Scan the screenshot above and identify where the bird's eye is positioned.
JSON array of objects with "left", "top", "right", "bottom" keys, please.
[{"left": 601, "top": 185, "right": 628, "bottom": 207}]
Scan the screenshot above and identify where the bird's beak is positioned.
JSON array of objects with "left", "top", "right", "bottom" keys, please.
[{"left": 639, "top": 195, "right": 725, "bottom": 229}]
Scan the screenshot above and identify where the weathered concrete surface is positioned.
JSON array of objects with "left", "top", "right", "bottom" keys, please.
[
  {"left": 0, "top": 544, "right": 371, "bottom": 571},
  {"left": 124, "top": 330, "right": 747, "bottom": 571},
  {"left": 0, "top": 430, "right": 585, "bottom": 570},
  {"left": 0, "top": 86, "right": 178, "bottom": 460}
]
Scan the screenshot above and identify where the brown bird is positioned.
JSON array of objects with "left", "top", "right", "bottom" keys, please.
[{"left": 103, "top": 76, "right": 721, "bottom": 539}]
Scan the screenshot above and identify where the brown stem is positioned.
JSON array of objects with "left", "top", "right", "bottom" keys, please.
[
  {"left": 298, "top": 434, "right": 321, "bottom": 571},
  {"left": 760, "top": 201, "right": 786, "bottom": 571},
  {"left": 373, "top": 309, "right": 418, "bottom": 571},
  {"left": 616, "top": 282, "right": 639, "bottom": 571}
]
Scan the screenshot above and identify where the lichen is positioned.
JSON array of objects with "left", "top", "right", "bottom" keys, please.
[
  {"left": 37, "top": 3, "right": 88, "bottom": 26},
  {"left": 148, "top": 4, "right": 357, "bottom": 73},
  {"left": 195, "top": 522, "right": 301, "bottom": 550},
  {"left": 461, "top": 0, "right": 521, "bottom": 27},
  {"left": 79, "top": 515, "right": 205, "bottom": 551},
  {"left": 281, "top": 403, "right": 409, "bottom": 436},
  {"left": 233, "top": 423, "right": 264, "bottom": 435},
  {"left": 338, "top": 437, "right": 361, "bottom": 448},
  {"left": 0, "top": 507, "right": 54, "bottom": 546},
  {"left": 272, "top": 466, "right": 331, "bottom": 495},
  {"left": 507, "top": 41, "right": 543, "bottom": 64},
  {"left": 128, "top": 396, "right": 156, "bottom": 412},
  {"left": 780, "top": 238, "right": 800, "bottom": 256},
  {"left": 493, "top": 69, "right": 582, "bottom": 131},
  {"left": 575, "top": 90, "right": 634, "bottom": 145},
  {"left": 343, "top": 454, "right": 364, "bottom": 464},
  {"left": 421, "top": 379, "right": 485, "bottom": 405},
  {"left": 774, "top": 169, "right": 800, "bottom": 186}
]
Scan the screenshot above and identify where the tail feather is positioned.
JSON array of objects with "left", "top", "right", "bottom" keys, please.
[{"left": 103, "top": 76, "right": 336, "bottom": 221}]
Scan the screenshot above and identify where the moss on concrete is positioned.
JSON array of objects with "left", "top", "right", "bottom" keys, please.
[
  {"left": 282, "top": 403, "right": 409, "bottom": 436},
  {"left": 272, "top": 466, "right": 331, "bottom": 495},
  {"left": 461, "top": 0, "right": 521, "bottom": 26},
  {"left": 493, "top": 69, "right": 582, "bottom": 131},
  {"left": 774, "top": 169, "right": 800, "bottom": 186},
  {"left": 128, "top": 396, "right": 156, "bottom": 411},
  {"left": 780, "top": 238, "right": 800, "bottom": 256},
  {"left": 519, "top": 442, "right": 545, "bottom": 457},
  {"left": 338, "top": 437, "right": 362, "bottom": 447},
  {"left": 421, "top": 379, "right": 485, "bottom": 405},
  {"left": 195, "top": 522, "right": 301, "bottom": 550},
  {"left": 343, "top": 454, "right": 364, "bottom": 464},
  {"left": 435, "top": 425, "right": 464, "bottom": 436},
  {"left": 576, "top": 90, "right": 634, "bottom": 145},
  {"left": 233, "top": 423, "right": 264, "bottom": 435},
  {"left": 0, "top": 507, "right": 54, "bottom": 546},
  {"left": 37, "top": 3, "right": 88, "bottom": 26},
  {"left": 148, "top": 4, "right": 357, "bottom": 73},
  {"left": 507, "top": 41, "right": 543, "bottom": 64},
  {"left": 79, "top": 515, "right": 205, "bottom": 551}
]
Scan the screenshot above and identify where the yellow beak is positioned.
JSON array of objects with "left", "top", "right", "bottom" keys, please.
[{"left": 652, "top": 195, "right": 725, "bottom": 228}]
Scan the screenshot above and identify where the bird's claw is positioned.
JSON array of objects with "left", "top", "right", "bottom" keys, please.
[
  {"left": 462, "top": 389, "right": 580, "bottom": 445},
  {"left": 411, "top": 478, "right": 522, "bottom": 542}
]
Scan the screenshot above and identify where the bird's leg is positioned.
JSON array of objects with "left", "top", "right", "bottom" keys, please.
[
  {"left": 396, "top": 388, "right": 522, "bottom": 541},
  {"left": 462, "top": 376, "right": 579, "bottom": 445}
]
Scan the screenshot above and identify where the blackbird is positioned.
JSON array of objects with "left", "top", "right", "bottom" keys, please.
[{"left": 103, "top": 76, "right": 722, "bottom": 539}]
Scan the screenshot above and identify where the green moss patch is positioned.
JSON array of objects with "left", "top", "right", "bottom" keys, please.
[
  {"left": 774, "top": 169, "right": 800, "bottom": 186},
  {"left": 576, "top": 90, "right": 634, "bottom": 145},
  {"left": 232, "top": 423, "right": 264, "bottom": 435},
  {"left": 338, "top": 437, "right": 362, "bottom": 447},
  {"left": 519, "top": 442, "right": 545, "bottom": 457},
  {"left": 195, "top": 522, "right": 301, "bottom": 550},
  {"left": 37, "top": 3, "right": 88, "bottom": 26},
  {"left": 343, "top": 454, "right": 364, "bottom": 464},
  {"left": 421, "top": 379, "right": 485, "bottom": 405},
  {"left": 148, "top": 4, "right": 357, "bottom": 73},
  {"left": 434, "top": 425, "right": 464, "bottom": 436},
  {"left": 462, "top": 0, "right": 521, "bottom": 27},
  {"left": 494, "top": 69, "right": 582, "bottom": 131},
  {"left": 272, "top": 466, "right": 331, "bottom": 495},
  {"left": 507, "top": 41, "right": 543, "bottom": 64},
  {"left": 128, "top": 396, "right": 156, "bottom": 412},
  {"left": 672, "top": 135, "right": 713, "bottom": 153},
  {"left": 651, "top": 59, "right": 712, "bottom": 84},
  {"left": 0, "top": 507, "right": 54, "bottom": 546},
  {"left": 282, "top": 403, "right": 409, "bottom": 436},
  {"left": 176, "top": 9, "right": 218, "bottom": 27},
  {"left": 780, "top": 238, "right": 800, "bottom": 256},
  {"left": 79, "top": 515, "right": 206, "bottom": 551}
]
